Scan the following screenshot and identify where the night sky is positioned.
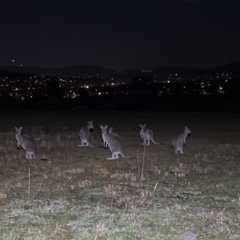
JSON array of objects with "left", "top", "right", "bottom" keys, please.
[{"left": 1, "top": 0, "right": 240, "bottom": 70}]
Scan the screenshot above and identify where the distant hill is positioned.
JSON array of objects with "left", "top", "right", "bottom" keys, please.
[
  {"left": 204, "top": 61, "right": 240, "bottom": 74},
  {"left": 0, "top": 65, "right": 117, "bottom": 77},
  {"left": 126, "top": 62, "right": 240, "bottom": 76},
  {"left": 0, "top": 69, "right": 31, "bottom": 78},
  {"left": 126, "top": 66, "right": 196, "bottom": 75},
  {"left": 1, "top": 62, "right": 240, "bottom": 77}
]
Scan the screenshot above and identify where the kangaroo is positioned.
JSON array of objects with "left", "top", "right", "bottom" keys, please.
[
  {"left": 102, "top": 126, "right": 122, "bottom": 148},
  {"left": 15, "top": 127, "right": 38, "bottom": 160},
  {"left": 100, "top": 125, "right": 125, "bottom": 160},
  {"left": 101, "top": 125, "right": 109, "bottom": 148},
  {"left": 108, "top": 127, "right": 122, "bottom": 139},
  {"left": 139, "top": 124, "right": 158, "bottom": 145},
  {"left": 171, "top": 126, "right": 191, "bottom": 153},
  {"left": 78, "top": 121, "right": 94, "bottom": 147}
]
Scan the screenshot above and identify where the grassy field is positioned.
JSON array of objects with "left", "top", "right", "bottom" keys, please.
[{"left": 0, "top": 110, "right": 240, "bottom": 239}]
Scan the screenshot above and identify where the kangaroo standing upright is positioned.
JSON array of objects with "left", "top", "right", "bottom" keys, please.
[
  {"left": 100, "top": 125, "right": 125, "bottom": 160},
  {"left": 139, "top": 124, "right": 158, "bottom": 146},
  {"left": 102, "top": 126, "right": 122, "bottom": 148},
  {"left": 78, "top": 121, "right": 94, "bottom": 147},
  {"left": 15, "top": 127, "right": 38, "bottom": 159},
  {"left": 171, "top": 126, "right": 191, "bottom": 154}
]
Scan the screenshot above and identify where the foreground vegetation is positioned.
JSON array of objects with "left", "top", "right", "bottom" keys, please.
[{"left": 0, "top": 110, "right": 240, "bottom": 239}]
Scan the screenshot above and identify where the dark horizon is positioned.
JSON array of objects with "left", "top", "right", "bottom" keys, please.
[
  {"left": 1, "top": 60, "right": 240, "bottom": 73},
  {"left": 1, "top": 0, "right": 240, "bottom": 70},
  {"left": 2, "top": 61, "right": 240, "bottom": 71}
]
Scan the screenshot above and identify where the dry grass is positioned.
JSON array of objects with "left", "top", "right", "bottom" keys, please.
[{"left": 0, "top": 110, "right": 240, "bottom": 239}]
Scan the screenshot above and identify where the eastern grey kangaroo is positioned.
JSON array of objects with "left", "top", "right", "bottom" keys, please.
[
  {"left": 15, "top": 127, "right": 38, "bottom": 159},
  {"left": 139, "top": 124, "right": 158, "bottom": 145},
  {"left": 171, "top": 126, "right": 191, "bottom": 153},
  {"left": 78, "top": 121, "right": 94, "bottom": 147},
  {"left": 100, "top": 125, "right": 125, "bottom": 160}
]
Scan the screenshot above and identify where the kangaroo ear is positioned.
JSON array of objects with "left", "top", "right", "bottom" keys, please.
[{"left": 100, "top": 125, "right": 103, "bottom": 129}]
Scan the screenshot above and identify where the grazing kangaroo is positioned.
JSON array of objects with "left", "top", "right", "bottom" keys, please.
[
  {"left": 171, "top": 126, "right": 191, "bottom": 154},
  {"left": 78, "top": 121, "right": 94, "bottom": 147},
  {"left": 100, "top": 125, "right": 125, "bottom": 160},
  {"left": 139, "top": 124, "right": 158, "bottom": 145},
  {"left": 15, "top": 127, "right": 38, "bottom": 160}
]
